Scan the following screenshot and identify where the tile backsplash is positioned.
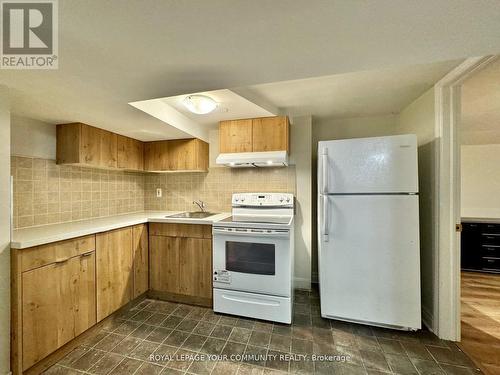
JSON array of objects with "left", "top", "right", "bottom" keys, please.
[
  {"left": 144, "top": 167, "right": 296, "bottom": 212},
  {"left": 12, "top": 156, "right": 146, "bottom": 229},
  {"left": 11, "top": 156, "right": 296, "bottom": 229}
]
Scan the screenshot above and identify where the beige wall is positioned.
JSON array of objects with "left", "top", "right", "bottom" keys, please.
[
  {"left": 289, "top": 116, "right": 312, "bottom": 289},
  {"left": 313, "top": 114, "right": 400, "bottom": 145},
  {"left": 144, "top": 167, "right": 296, "bottom": 213},
  {"left": 11, "top": 156, "right": 146, "bottom": 229},
  {"left": 0, "top": 87, "right": 11, "bottom": 374},
  {"left": 11, "top": 115, "right": 56, "bottom": 159},
  {"left": 461, "top": 144, "right": 500, "bottom": 218},
  {"left": 398, "top": 87, "right": 436, "bottom": 329}
]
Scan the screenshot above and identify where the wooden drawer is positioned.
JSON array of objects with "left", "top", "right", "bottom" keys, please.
[
  {"left": 19, "top": 235, "right": 96, "bottom": 272},
  {"left": 149, "top": 223, "right": 212, "bottom": 239}
]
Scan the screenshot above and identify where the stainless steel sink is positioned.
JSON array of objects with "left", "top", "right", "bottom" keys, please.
[{"left": 166, "top": 211, "right": 218, "bottom": 219}]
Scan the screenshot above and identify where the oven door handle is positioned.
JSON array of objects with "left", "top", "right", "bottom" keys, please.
[
  {"left": 222, "top": 294, "right": 280, "bottom": 307},
  {"left": 213, "top": 228, "right": 289, "bottom": 238}
]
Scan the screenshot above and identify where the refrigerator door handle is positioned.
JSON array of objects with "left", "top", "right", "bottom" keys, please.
[
  {"left": 321, "top": 148, "right": 329, "bottom": 194},
  {"left": 322, "top": 195, "right": 329, "bottom": 242}
]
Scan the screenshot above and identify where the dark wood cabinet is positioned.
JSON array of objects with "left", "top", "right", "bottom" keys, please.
[{"left": 461, "top": 221, "right": 500, "bottom": 273}]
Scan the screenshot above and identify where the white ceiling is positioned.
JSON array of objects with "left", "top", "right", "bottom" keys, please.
[
  {"left": 129, "top": 89, "right": 275, "bottom": 140},
  {"left": 0, "top": 1, "right": 499, "bottom": 140},
  {"left": 461, "top": 58, "right": 500, "bottom": 145},
  {"left": 242, "top": 61, "right": 461, "bottom": 120}
]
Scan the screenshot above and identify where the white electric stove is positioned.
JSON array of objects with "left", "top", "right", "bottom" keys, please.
[{"left": 212, "top": 193, "right": 294, "bottom": 324}]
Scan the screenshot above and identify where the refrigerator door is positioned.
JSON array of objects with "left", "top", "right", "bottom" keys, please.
[
  {"left": 318, "top": 194, "right": 421, "bottom": 329},
  {"left": 318, "top": 135, "right": 418, "bottom": 194}
]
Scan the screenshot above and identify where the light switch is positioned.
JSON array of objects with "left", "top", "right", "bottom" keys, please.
[{"left": 156, "top": 188, "right": 162, "bottom": 198}]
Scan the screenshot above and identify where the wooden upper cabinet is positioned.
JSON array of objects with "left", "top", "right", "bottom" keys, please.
[
  {"left": 219, "top": 119, "right": 253, "bottom": 153},
  {"left": 252, "top": 116, "right": 289, "bottom": 152},
  {"left": 144, "top": 138, "right": 209, "bottom": 172},
  {"left": 100, "top": 129, "right": 118, "bottom": 168},
  {"left": 143, "top": 141, "right": 169, "bottom": 171},
  {"left": 57, "top": 123, "right": 119, "bottom": 169},
  {"left": 117, "top": 135, "right": 144, "bottom": 171},
  {"left": 79, "top": 123, "right": 101, "bottom": 166},
  {"left": 218, "top": 116, "right": 289, "bottom": 154}
]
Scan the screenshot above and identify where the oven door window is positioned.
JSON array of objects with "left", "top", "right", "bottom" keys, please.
[{"left": 226, "top": 241, "right": 275, "bottom": 275}]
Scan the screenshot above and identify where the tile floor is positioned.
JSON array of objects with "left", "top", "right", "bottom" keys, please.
[{"left": 43, "top": 290, "right": 481, "bottom": 375}]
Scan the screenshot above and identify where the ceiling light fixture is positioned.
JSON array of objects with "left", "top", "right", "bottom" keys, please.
[{"left": 183, "top": 94, "right": 217, "bottom": 114}]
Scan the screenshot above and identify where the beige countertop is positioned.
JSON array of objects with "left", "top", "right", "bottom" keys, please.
[
  {"left": 461, "top": 217, "right": 500, "bottom": 224},
  {"left": 11, "top": 211, "right": 231, "bottom": 249}
]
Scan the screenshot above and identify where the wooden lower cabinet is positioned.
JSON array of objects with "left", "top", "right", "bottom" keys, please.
[
  {"left": 133, "top": 224, "right": 149, "bottom": 298},
  {"left": 179, "top": 238, "right": 212, "bottom": 299},
  {"left": 150, "top": 236, "right": 180, "bottom": 294},
  {"left": 149, "top": 224, "right": 212, "bottom": 306},
  {"left": 96, "top": 227, "right": 133, "bottom": 321},
  {"left": 21, "top": 251, "right": 96, "bottom": 371}
]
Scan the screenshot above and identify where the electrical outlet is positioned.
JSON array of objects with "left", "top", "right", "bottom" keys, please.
[{"left": 156, "top": 188, "right": 162, "bottom": 198}]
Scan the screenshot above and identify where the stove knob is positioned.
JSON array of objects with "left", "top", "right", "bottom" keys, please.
[{"left": 286, "top": 198, "right": 290, "bottom": 202}]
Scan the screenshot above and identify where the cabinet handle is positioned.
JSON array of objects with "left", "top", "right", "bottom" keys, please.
[
  {"left": 80, "top": 251, "right": 94, "bottom": 258},
  {"left": 54, "top": 258, "right": 70, "bottom": 264}
]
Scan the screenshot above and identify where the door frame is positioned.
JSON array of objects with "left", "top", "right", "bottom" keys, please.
[{"left": 434, "top": 55, "right": 497, "bottom": 340}]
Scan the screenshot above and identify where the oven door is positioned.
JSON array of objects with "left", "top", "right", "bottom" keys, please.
[{"left": 212, "top": 227, "right": 292, "bottom": 297}]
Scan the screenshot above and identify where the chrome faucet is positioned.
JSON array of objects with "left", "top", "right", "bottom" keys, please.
[{"left": 193, "top": 200, "right": 206, "bottom": 212}]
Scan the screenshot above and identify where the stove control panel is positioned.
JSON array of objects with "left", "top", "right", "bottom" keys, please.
[
  {"left": 232, "top": 193, "right": 294, "bottom": 207},
  {"left": 213, "top": 270, "right": 231, "bottom": 284}
]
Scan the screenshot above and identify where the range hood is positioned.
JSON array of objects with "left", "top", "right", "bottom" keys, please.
[{"left": 216, "top": 151, "right": 288, "bottom": 168}]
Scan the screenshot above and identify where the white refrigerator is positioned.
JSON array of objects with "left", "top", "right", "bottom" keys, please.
[{"left": 317, "top": 134, "right": 421, "bottom": 330}]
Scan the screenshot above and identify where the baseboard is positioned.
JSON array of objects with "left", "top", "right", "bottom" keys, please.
[
  {"left": 422, "top": 306, "right": 435, "bottom": 333},
  {"left": 294, "top": 277, "right": 311, "bottom": 290}
]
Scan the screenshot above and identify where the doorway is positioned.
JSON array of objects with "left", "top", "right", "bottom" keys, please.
[
  {"left": 457, "top": 58, "right": 500, "bottom": 375},
  {"left": 435, "top": 56, "right": 500, "bottom": 375}
]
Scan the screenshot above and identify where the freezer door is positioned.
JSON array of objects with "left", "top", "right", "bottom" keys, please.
[
  {"left": 318, "top": 194, "right": 421, "bottom": 329},
  {"left": 318, "top": 135, "right": 418, "bottom": 194}
]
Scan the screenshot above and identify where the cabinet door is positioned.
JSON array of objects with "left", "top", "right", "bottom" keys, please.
[
  {"left": 96, "top": 228, "right": 133, "bottom": 321},
  {"left": 22, "top": 253, "right": 96, "bottom": 370},
  {"left": 252, "top": 116, "right": 289, "bottom": 152},
  {"left": 133, "top": 224, "right": 149, "bottom": 298},
  {"left": 168, "top": 139, "right": 198, "bottom": 171},
  {"left": 219, "top": 119, "right": 253, "bottom": 153},
  {"left": 144, "top": 141, "right": 169, "bottom": 171},
  {"left": 74, "top": 252, "right": 97, "bottom": 336},
  {"left": 179, "top": 238, "right": 212, "bottom": 299},
  {"left": 80, "top": 124, "right": 101, "bottom": 166},
  {"left": 149, "top": 236, "right": 180, "bottom": 293},
  {"left": 100, "top": 129, "right": 118, "bottom": 168},
  {"left": 118, "top": 135, "right": 144, "bottom": 170}
]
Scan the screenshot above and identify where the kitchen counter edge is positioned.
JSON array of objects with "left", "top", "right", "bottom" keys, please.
[{"left": 11, "top": 211, "right": 231, "bottom": 249}]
